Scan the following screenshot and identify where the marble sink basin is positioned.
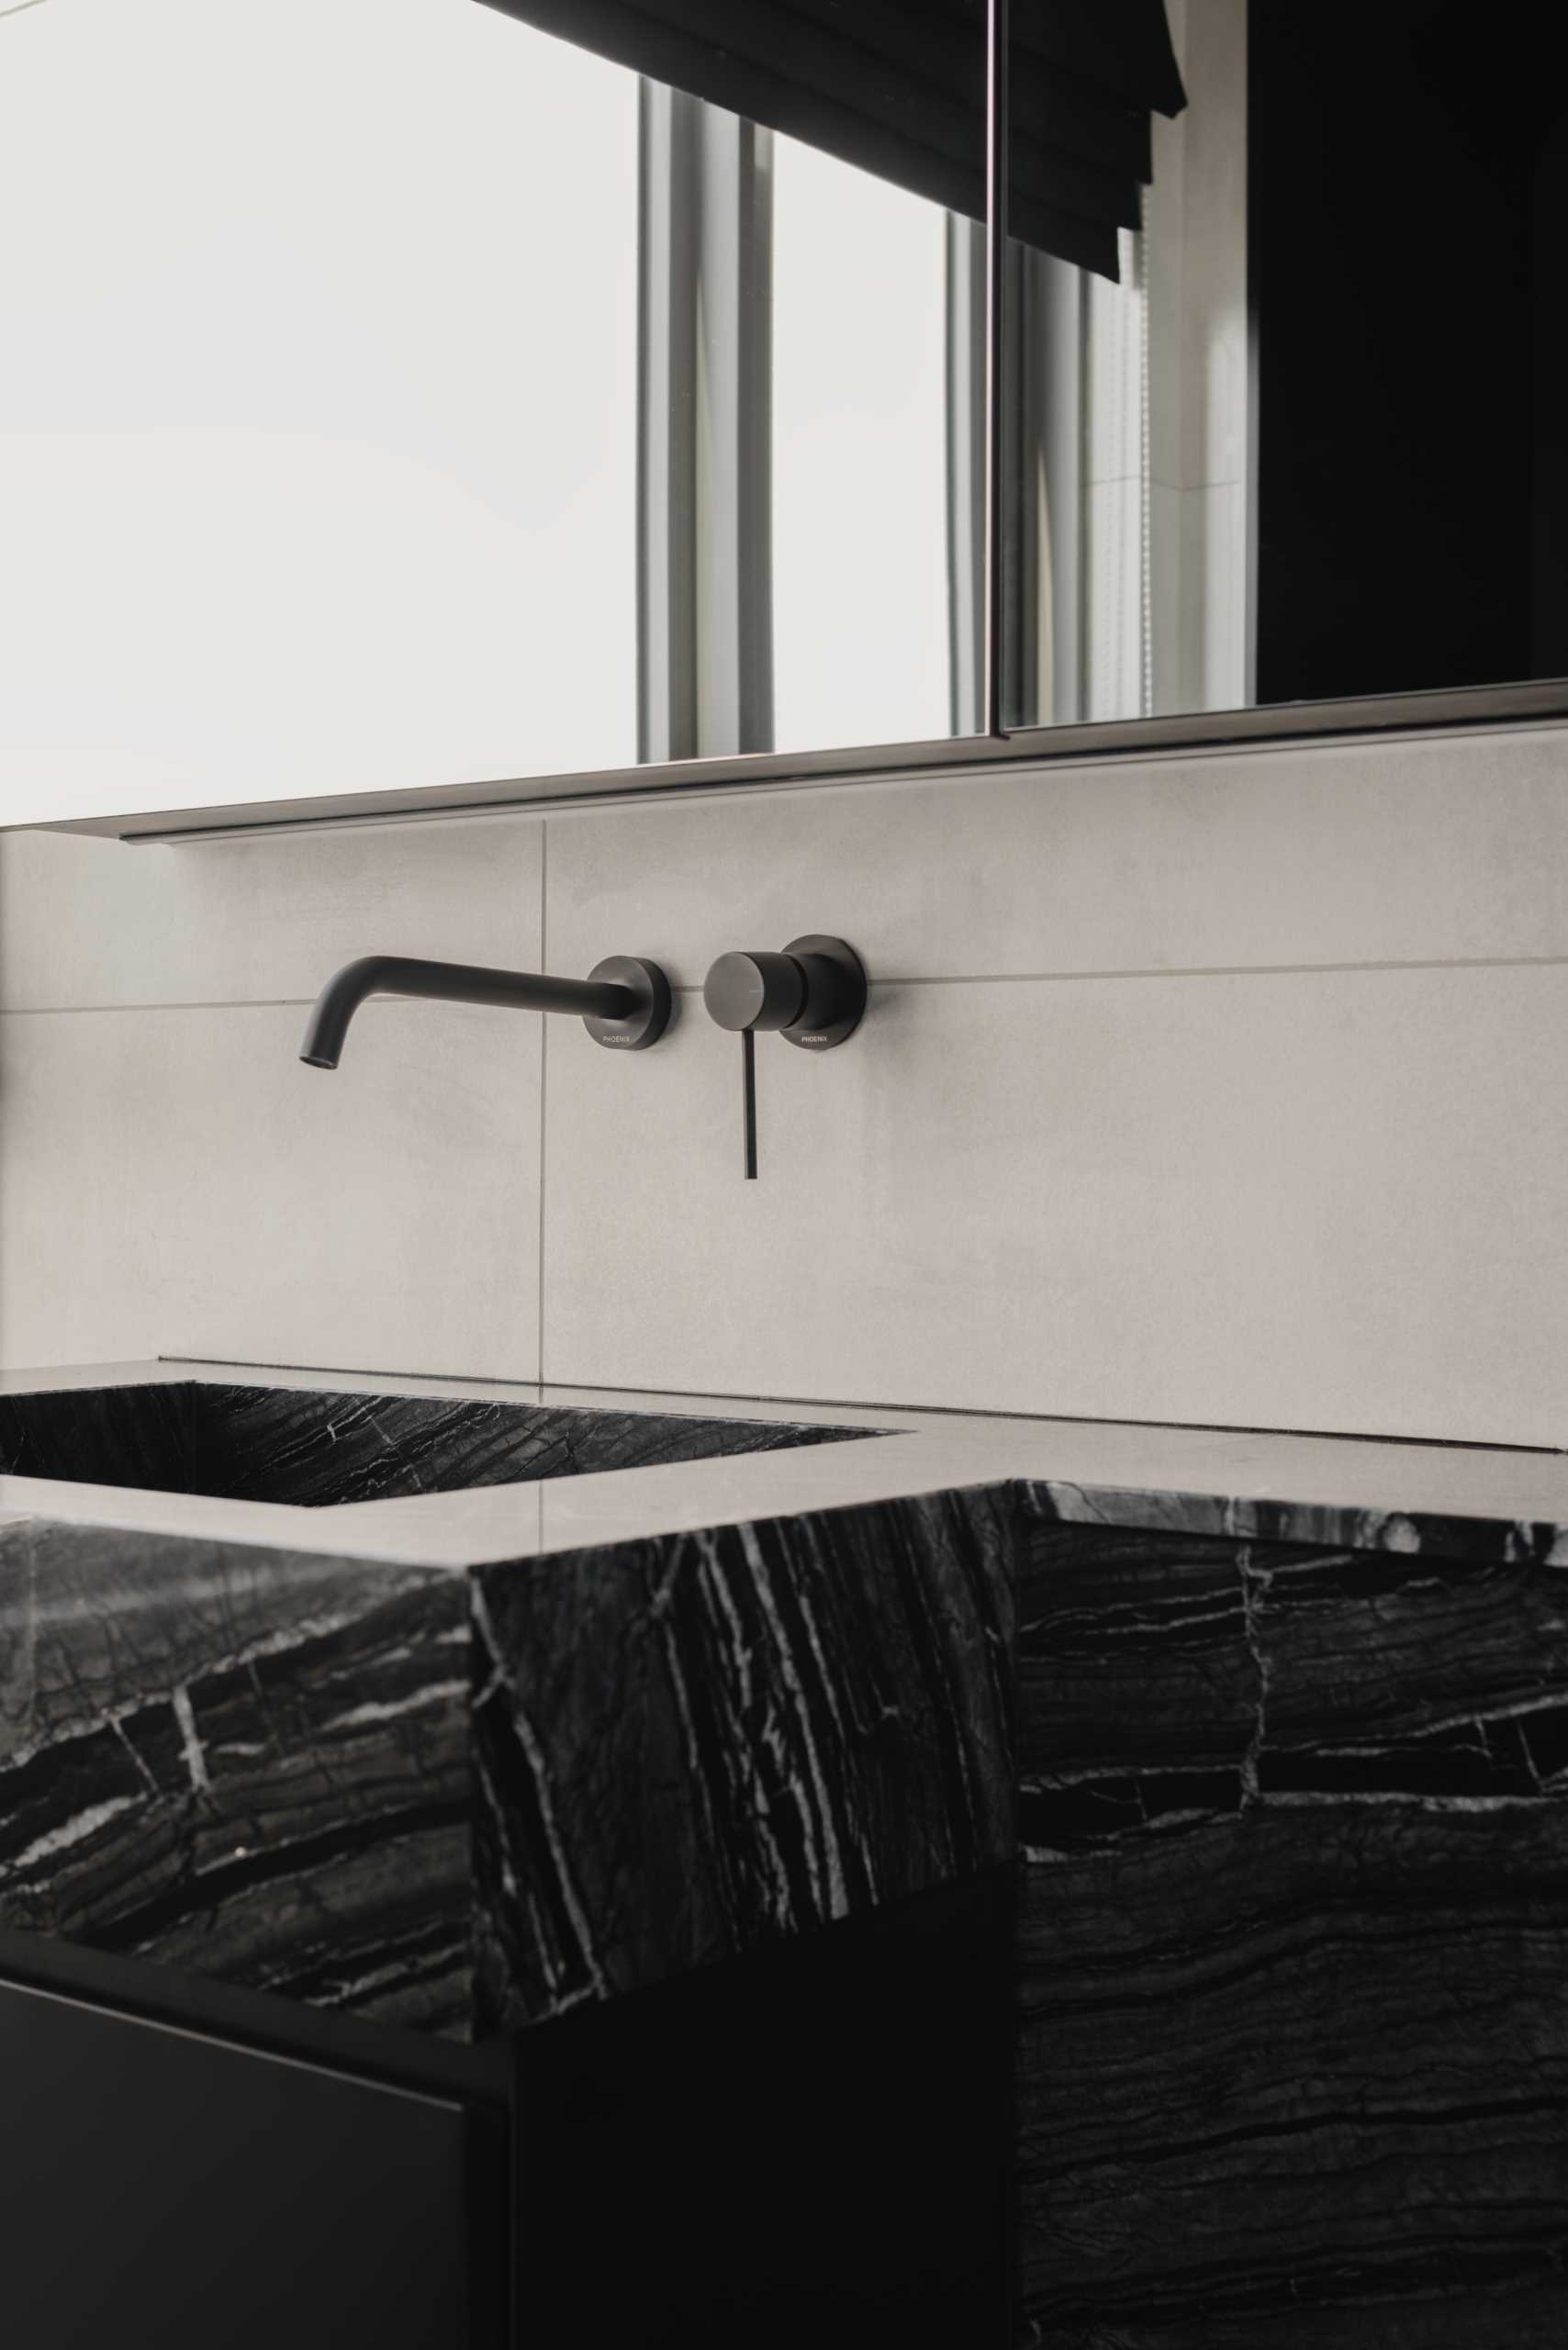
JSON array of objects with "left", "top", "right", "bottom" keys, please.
[
  {"left": 0, "top": 1369, "right": 997, "bottom": 2053},
  {"left": 0, "top": 1379, "right": 870, "bottom": 1508}
]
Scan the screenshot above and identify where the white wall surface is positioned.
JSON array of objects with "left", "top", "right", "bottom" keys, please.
[{"left": 3, "top": 724, "right": 1566, "bottom": 1445}]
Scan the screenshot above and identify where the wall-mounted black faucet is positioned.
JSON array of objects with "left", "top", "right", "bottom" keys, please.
[
  {"left": 299, "top": 953, "right": 671, "bottom": 1069},
  {"left": 703, "top": 934, "right": 866, "bottom": 1177}
]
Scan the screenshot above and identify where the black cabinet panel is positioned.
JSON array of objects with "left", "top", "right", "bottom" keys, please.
[
  {"left": 508, "top": 1873, "right": 1014, "bottom": 2347},
  {"left": 0, "top": 1975, "right": 501, "bottom": 2349}
]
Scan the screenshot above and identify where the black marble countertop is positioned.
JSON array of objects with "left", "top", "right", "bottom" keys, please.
[
  {"left": 8, "top": 1361, "right": 1567, "bottom": 2349},
  {"left": 4, "top": 1358, "right": 1566, "bottom": 1569},
  {"left": 3, "top": 1360, "right": 1564, "bottom": 2050}
]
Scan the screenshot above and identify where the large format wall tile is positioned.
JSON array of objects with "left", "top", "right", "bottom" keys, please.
[
  {"left": 6, "top": 727, "right": 1568, "bottom": 1431},
  {"left": 541, "top": 962, "right": 1568, "bottom": 1445},
  {"left": 0, "top": 1000, "right": 540, "bottom": 1378},
  {"left": 0, "top": 813, "right": 542, "bottom": 1011},
  {"left": 543, "top": 726, "right": 1568, "bottom": 986}
]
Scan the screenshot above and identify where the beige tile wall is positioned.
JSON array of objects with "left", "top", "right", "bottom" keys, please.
[
  {"left": 0, "top": 820, "right": 543, "bottom": 1380},
  {"left": 4, "top": 722, "right": 1567, "bottom": 1443}
]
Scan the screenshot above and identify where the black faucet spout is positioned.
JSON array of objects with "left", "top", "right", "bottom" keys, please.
[{"left": 299, "top": 953, "right": 670, "bottom": 1066}]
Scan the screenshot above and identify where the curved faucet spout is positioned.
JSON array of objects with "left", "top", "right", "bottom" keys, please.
[{"left": 299, "top": 954, "right": 658, "bottom": 1069}]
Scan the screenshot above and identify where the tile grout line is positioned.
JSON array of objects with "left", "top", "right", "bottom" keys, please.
[
  {"left": 0, "top": 995, "right": 494, "bottom": 1015},
  {"left": 874, "top": 955, "right": 1568, "bottom": 984},
  {"left": 6, "top": 951, "right": 1568, "bottom": 1019},
  {"left": 537, "top": 822, "right": 549, "bottom": 1389}
]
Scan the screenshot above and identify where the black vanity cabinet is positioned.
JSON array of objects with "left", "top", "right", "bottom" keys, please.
[
  {"left": 0, "top": 1975, "right": 504, "bottom": 2350},
  {"left": 0, "top": 1467, "right": 1016, "bottom": 2347},
  {"left": 0, "top": 1868, "right": 1014, "bottom": 2350}
]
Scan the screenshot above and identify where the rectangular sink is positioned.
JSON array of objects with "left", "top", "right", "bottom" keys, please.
[{"left": 0, "top": 1381, "right": 874, "bottom": 1508}]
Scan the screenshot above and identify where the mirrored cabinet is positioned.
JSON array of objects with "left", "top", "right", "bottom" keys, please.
[
  {"left": 1001, "top": 0, "right": 1568, "bottom": 730},
  {"left": 2, "top": 0, "right": 1565, "bottom": 834},
  {"left": 0, "top": 0, "right": 988, "bottom": 828}
]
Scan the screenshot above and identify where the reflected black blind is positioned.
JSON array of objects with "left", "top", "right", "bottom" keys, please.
[{"left": 476, "top": 1, "right": 1186, "bottom": 280}]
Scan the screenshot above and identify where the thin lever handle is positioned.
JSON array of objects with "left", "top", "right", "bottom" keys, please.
[
  {"left": 742, "top": 1030, "right": 757, "bottom": 1180},
  {"left": 703, "top": 936, "right": 868, "bottom": 1181}
]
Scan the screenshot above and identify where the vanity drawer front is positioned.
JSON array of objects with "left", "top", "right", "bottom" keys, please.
[{"left": 0, "top": 1973, "right": 502, "bottom": 2350}]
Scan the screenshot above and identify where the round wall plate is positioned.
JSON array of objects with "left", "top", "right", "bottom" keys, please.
[
  {"left": 583, "top": 956, "right": 672, "bottom": 1050},
  {"left": 780, "top": 935, "right": 867, "bottom": 1050}
]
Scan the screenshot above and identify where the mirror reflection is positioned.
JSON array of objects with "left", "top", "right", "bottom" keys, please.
[
  {"left": 5, "top": 3, "right": 1564, "bottom": 830},
  {"left": 0, "top": 0, "right": 986, "bottom": 824},
  {"left": 1002, "top": 0, "right": 1568, "bottom": 725}
]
